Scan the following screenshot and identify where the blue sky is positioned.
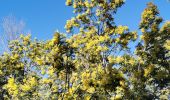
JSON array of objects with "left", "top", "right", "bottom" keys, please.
[{"left": 0, "top": 0, "right": 170, "bottom": 40}]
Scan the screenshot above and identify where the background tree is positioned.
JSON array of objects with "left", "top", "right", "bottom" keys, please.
[
  {"left": 121, "top": 2, "right": 170, "bottom": 99},
  {"left": 64, "top": 0, "right": 137, "bottom": 99},
  {"left": 0, "top": 15, "right": 27, "bottom": 53}
]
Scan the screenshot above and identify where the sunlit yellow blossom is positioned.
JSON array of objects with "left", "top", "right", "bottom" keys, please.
[
  {"left": 144, "top": 64, "right": 154, "bottom": 77},
  {"left": 0, "top": 70, "right": 3, "bottom": 75},
  {"left": 23, "top": 35, "right": 31, "bottom": 45},
  {"left": 115, "top": 56, "right": 124, "bottom": 63},
  {"left": 29, "top": 77, "right": 37, "bottom": 86},
  {"left": 48, "top": 67, "right": 55, "bottom": 76},
  {"left": 115, "top": 25, "right": 129, "bottom": 34},
  {"left": 21, "top": 84, "right": 31, "bottom": 92},
  {"left": 141, "top": 28, "right": 146, "bottom": 33},
  {"left": 84, "top": 95, "right": 91, "bottom": 100},
  {"left": 108, "top": 56, "right": 115, "bottom": 64},
  {"left": 3, "top": 77, "right": 18, "bottom": 97},
  {"left": 140, "top": 35, "right": 144, "bottom": 40},
  {"left": 66, "top": 0, "right": 72, "bottom": 6},
  {"left": 36, "top": 57, "right": 43, "bottom": 65},
  {"left": 115, "top": 94, "right": 122, "bottom": 100},
  {"left": 115, "top": 38, "right": 120, "bottom": 43},
  {"left": 41, "top": 68, "right": 46, "bottom": 75},
  {"left": 164, "top": 40, "right": 170, "bottom": 50},
  {"left": 87, "top": 87, "right": 95, "bottom": 93},
  {"left": 51, "top": 85, "right": 58, "bottom": 92},
  {"left": 142, "top": 9, "right": 154, "bottom": 20},
  {"left": 42, "top": 78, "right": 52, "bottom": 84},
  {"left": 96, "top": 9, "right": 101, "bottom": 16},
  {"left": 84, "top": 1, "right": 90, "bottom": 8},
  {"left": 11, "top": 54, "right": 19, "bottom": 60},
  {"left": 119, "top": 80, "right": 125, "bottom": 87},
  {"left": 129, "top": 58, "right": 135, "bottom": 65}
]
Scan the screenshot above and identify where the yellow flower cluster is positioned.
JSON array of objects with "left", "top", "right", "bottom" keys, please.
[
  {"left": 115, "top": 25, "right": 129, "bottom": 34},
  {"left": 108, "top": 56, "right": 124, "bottom": 64},
  {"left": 142, "top": 9, "right": 154, "bottom": 21},
  {"left": 144, "top": 64, "right": 154, "bottom": 77},
  {"left": 84, "top": 0, "right": 91, "bottom": 8},
  {"left": 41, "top": 78, "right": 52, "bottom": 84},
  {"left": 164, "top": 40, "right": 170, "bottom": 50},
  {"left": 65, "top": 0, "right": 72, "bottom": 6},
  {"left": 22, "top": 34, "right": 31, "bottom": 45},
  {"left": 0, "top": 70, "right": 3, "bottom": 75},
  {"left": 47, "top": 66, "right": 55, "bottom": 76},
  {"left": 36, "top": 57, "right": 43, "bottom": 65},
  {"left": 21, "top": 77, "right": 37, "bottom": 92},
  {"left": 3, "top": 77, "right": 18, "bottom": 97},
  {"left": 65, "top": 18, "right": 79, "bottom": 33},
  {"left": 129, "top": 58, "right": 135, "bottom": 65}
]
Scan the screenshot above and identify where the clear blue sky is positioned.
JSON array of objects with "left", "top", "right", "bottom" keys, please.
[{"left": 0, "top": 0, "right": 170, "bottom": 40}]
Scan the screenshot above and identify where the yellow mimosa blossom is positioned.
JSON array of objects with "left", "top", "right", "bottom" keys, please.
[
  {"left": 87, "top": 87, "right": 95, "bottom": 93},
  {"left": 66, "top": 0, "right": 72, "bottom": 6},
  {"left": 73, "top": 2, "right": 77, "bottom": 8},
  {"left": 51, "top": 85, "right": 58, "bottom": 92},
  {"left": 115, "top": 56, "right": 124, "bottom": 63},
  {"left": 119, "top": 80, "right": 125, "bottom": 87},
  {"left": 29, "top": 77, "right": 37, "bottom": 86},
  {"left": 142, "top": 9, "right": 154, "bottom": 20},
  {"left": 21, "top": 77, "right": 37, "bottom": 92},
  {"left": 48, "top": 67, "right": 55, "bottom": 76},
  {"left": 129, "top": 58, "right": 135, "bottom": 65},
  {"left": 84, "top": 95, "right": 91, "bottom": 100},
  {"left": 115, "top": 38, "right": 120, "bottom": 43},
  {"left": 96, "top": 9, "right": 101, "bottom": 16},
  {"left": 164, "top": 40, "right": 170, "bottom": 50},
  {"left": 21, "top": 84, "right": 31, "bottom": 92},
  {"left": 4, "top": 77, "right": 19, "bottom": 97},
  {"left": 108, "top": 56, "right": 115, "bottom": 64},
  {"left": 0, "top": 70, "right": 3, "bottom": 75},
  {"left": 36, "top": 57, "right": 43, "bottom": 65},
  {"left": 42, "top": 78, "right": 52, "bottom": 84},
  {"left": 84, "top": 1, "right": 90, "bottom": 8},
  {"left": 41, "top": 68, "right": 46, "bottom": 75},
  {"left": 11, "top": 54, "right": 19, "bottom": 60},
  {"left": 115, "top": 25, "right": 128, "bottom": 34},
  {"left": 140, "top": 35, "right": 144, "bottom": 40},
  {"left": 144, "top": 64, "right": 154, "bottom": 77},
  {"left": 115, "top": 94, "right": 122, "bottom": 100},
  {"left": 141, "top": 28, "right": 146, "bottom": 33}
]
